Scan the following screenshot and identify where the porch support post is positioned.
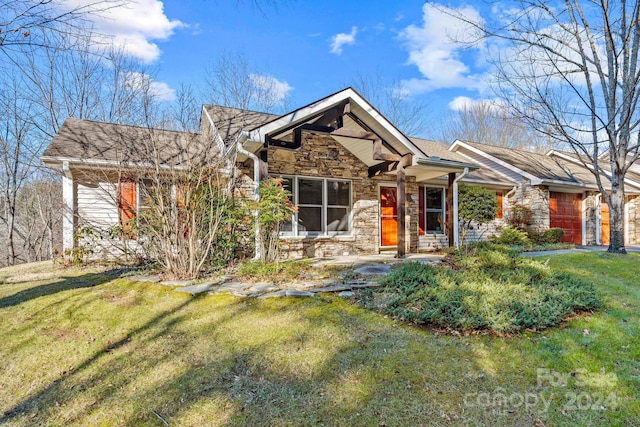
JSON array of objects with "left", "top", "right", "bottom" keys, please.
[
  {"left": 447, "top": 173, "right": 455, "bottom": 247},
  {"left": 396, "top": 161, "right": 406, "bottom": 258},
  {"left": 62, "top": 161, "right": 76, "bottom": 255},
  {"left": 258, "top": 147, "right": 269, "bottom": 181}
]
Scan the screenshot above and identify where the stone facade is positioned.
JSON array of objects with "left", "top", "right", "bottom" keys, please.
[
  {"left": 626, "top": 195, "right": 640, "bottom": 244},
  {"left": 518, "top": 182, "right": 550, "bottom": 232},
  {"left": 239, "top": 132, "right": 420, "bottom": 258},
  {"left": 584, "top": 192, "right": 598, "bottom": 245}
]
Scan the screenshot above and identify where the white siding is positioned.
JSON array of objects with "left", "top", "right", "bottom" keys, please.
[
  {"left": 77, "top": 181, "right": 119, "bottom": 232},
  {"left": 455, "top": 148, "right": 524, "bottom": 183}
]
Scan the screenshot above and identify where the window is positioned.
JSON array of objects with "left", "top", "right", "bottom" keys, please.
[
  {"left": 281, "top": 176, "right": 351, "bottom": 236},
  {"left": 424, "top": 187, "right": 445, "bottom": 233}
]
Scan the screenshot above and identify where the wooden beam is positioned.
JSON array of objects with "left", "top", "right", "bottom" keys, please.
[
  {"left": 313, "top": 100, "right": 350, "bottom": 127},
  {"left": 331, "top": 128, "right": 377, "bottom": 140},
  {"left": 397, "top": 161, "right": 406, "bottom": 258},
  {"left": 447, "top": 172, "right": 455, "bottom": 247},
  {"left": 368, "top": 160, "right": 398, "bottom": 178}
]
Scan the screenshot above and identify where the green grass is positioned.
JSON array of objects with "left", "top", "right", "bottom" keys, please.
[{"left": 0, "top": 253, "right": 638, "bottom": 426}]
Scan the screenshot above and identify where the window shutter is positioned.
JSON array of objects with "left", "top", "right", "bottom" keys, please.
[
  {"left": 118, "top": 177, "right": 137, "bottom": 236},
  {"left": 496, "top": 191, "right": 504, "bottom": 219},
  {"left": 418, "top": 186, "right": 425, "bottom": 235}
]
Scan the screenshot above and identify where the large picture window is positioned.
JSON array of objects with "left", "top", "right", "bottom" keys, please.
[{"left": 280, "top": 176, "right": 351, "bottom": 236}]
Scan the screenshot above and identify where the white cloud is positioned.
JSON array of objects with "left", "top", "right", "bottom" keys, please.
[
  {"left": 399, "top": 3, "right": 486, "bottom": 93},
  {"left": 64, "top": 0, "right": 184, "bottom": 63},
  {"left": 126, "top": 72, "right": 176, "bottom": 101},
  {"left": 448, "top": 96, "right": 506, "bottom": 111},
  {"left": 330, "top": 26, "right": 358, "bottom": 55},
  {"left": 249, "top": 73, "right": 293, "bottom": 103}
]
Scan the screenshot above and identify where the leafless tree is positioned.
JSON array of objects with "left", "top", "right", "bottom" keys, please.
[
  {"left": 437, "top": 0, "right": 640, "bottom": 253},
  {"left": 0, "top": 0, "right": 122, "bottom": 55},
  {"left": 350, "top": 71, "right": 432, "bottom": 138},
  {"left": 440, "top": 101, "right": 553, "bottom": 152},
  {"left": 204, "top": 51, "right": 291, "bottom": 114}
]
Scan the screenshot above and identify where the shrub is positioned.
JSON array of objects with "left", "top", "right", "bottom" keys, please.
[
  {"left": 544, "top": 227, "right": 564, "bottom": 243},
  {"left": 491, "top": 227, "right": 531, "bottom": 245},
  {"left": 458, "top": 184, "right": 497, "bottom": 244},
  {"left": 528, "top": 228, "right": 565, "bottom": 245},
  {"left": 509, "top": 204, "right": 533, "bottom": 230},
  {"left": 356, "top": 250, "right": 600, "bottom": 333}
]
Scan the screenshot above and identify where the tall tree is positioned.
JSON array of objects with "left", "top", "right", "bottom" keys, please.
[
  {"left": 437, "top": 0, "right": 640, "bottom": 253},
  {"left": 0, "top": 0, "right": 121, "bottom": 55},
  {"left": 204, "top": 51, "right": 291, "bottom": 114},
  {"left": 350, "top": 71, "right": 432, "bottom": 138},
  {"left": 440, "top": 100, "right": 552, "bottom": 152}
]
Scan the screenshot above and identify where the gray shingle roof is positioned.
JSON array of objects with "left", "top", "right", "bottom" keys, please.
[
  {"left": 463, "top": 140, "right": 601, "bottom": 186},
  {"left": 42, "top": 118, "right": 206, "bottom": 166},
  {"left": 411, "top": 138, "right": 515, "bottom": 186},
  {"left": 204, "top": 105, "right": 278, "bottom": 144}
]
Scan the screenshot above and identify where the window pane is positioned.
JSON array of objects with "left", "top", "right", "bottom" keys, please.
[
  {"left": 298, "top": 179, "right": 323, "bottom": 205},
  {"left": 298, "top": 206, "right": 322, "bottom": 232},
  {"left": 426, "top": 212, "right": 444, "bottom": 233},
  {"left": 327, "top": 180, "right": 350, "bottom": 206},
  {"left": 281, "top": 177, "right": 293, "bottom": 202},
  {"left": 281, "top": 220, "right": 292, "bottom": 232},
  {"left": 327, "top": 208, "right": 349, "bottom": 232},
  {"left": 425, "top": 187, "right": 443, "bottom": 209}
]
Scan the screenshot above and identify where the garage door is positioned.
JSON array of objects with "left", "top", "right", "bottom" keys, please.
[{"left": 549, "top": 192, "right": 582, "bottom": 244}]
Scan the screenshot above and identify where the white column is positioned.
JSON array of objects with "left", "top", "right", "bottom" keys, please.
[
  {"left": 581, "top": 194, "right": 587, "bottom": 246},
  {"left": 62, "top": 162, "right": 75, "bottom": 254}
]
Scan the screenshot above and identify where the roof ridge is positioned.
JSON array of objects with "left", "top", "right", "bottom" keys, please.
[{"left": 63, "top": 117, "right": 200, "bottom": 136}]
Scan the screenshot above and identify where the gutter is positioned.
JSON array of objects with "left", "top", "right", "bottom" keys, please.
[
  {"left": 414, "top": 156, "right": 478, "bottom": 170},
  {"left": 452, "top": 167, "right": 469, "bottom": 247},
  {"left": 233, "top": 132, "right": 262, "bottom": 260}
]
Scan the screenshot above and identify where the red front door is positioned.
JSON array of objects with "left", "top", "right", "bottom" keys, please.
[
  {"left": 549, "top": 192, "right": 582, "bottom": 244},
  {"left": 600, "top": 201, "right": 610, "bottom": 245},
  {"left": 380, "top": 186, "right": 397, "bottom": 246}
]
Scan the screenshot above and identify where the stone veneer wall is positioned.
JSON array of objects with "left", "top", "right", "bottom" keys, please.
[
  {"left": 519, "top": 182, "right": 550, "bottom": 232},
  {"left": 246, "top": 132, "right": 420, "bottom": 258},
  {"left": 584, "top": 192, "right": 598, "bottom": 245},
  {"left": 626, "top": 195, "right": 640, "bottom": 244}
]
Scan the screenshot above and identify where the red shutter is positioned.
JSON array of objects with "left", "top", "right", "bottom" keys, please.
[
  {"left": 418, "top": 186, "right": 425, "bottom": 235},
  {"left": 118, "top": 177, "right": 136, "bottom": 237},
  {"left": 496, "top": 191, "right": 504, "bottom": 219}
]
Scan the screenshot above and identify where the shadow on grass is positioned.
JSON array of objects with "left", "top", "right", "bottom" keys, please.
[{"left": 0, "top": 269, "right": 122, "bottom": 309}]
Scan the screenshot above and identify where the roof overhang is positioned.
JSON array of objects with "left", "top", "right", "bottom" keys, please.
[{"left": 242, "top": 88, "right": 477, "bottom": 176}]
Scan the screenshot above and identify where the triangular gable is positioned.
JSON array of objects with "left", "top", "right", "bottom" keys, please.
[
  {"left": 450, "top": 140, "right": 542, "bottom": 184},
  {"left": 244, "top": 87, "right": 427, "bottom": 165}
]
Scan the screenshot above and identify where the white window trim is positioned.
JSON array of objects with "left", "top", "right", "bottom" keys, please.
[{"left": 280, "top": 175, "right": 352, "bottom": 238}]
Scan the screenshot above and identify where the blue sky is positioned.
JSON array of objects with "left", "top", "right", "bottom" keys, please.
[{"left": 80, "top": 0, "right": 496, "bottom": 138}]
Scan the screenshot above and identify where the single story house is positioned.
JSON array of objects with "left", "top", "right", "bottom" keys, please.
[
  {"left": 41, "top": 87, "right": 640, "bottom": 259},
  {"left": 449, "top": 141, "right": 640, "bottom": 246}
]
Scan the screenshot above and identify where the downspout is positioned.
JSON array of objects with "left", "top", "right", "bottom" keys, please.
[
  {"left": 235, "top": 133, "right": 262, "bottom": 260},
  {"left": 202, "top": 108, "right": 261, "bottom": 259},
  {"left": 581, "top": 194, "right": 587, "bottom": 246},
  {"left": 452, "top": 167, "right": 469, "bottom": 247}
]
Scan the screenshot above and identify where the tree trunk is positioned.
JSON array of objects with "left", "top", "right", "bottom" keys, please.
[{"left": 607, "top": 182, "right": 626, "bottom": 254}]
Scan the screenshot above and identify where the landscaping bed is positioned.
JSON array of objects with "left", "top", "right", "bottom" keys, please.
[{"left": 356, "top": 245, "right": 600, "bottom": 333}]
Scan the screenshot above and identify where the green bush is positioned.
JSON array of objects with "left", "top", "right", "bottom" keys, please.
[
  {"left": 356, "top": 250, "right": 600, "bottom": 333},
  {"left": 491, "top": 227, "right": 531, "bottom": 245},
  {"left": 529, "top": 228, "right": 565, "bottom": 245}
]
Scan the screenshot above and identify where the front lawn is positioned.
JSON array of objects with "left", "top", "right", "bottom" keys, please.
[{"left": 0, "top": 253, "right": 638, "bottom": 426}]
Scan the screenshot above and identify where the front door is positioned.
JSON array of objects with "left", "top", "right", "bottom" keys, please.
[
  {"left": 600, "top": 200, "right": 610, "bottom": 245},
  {"left": 380, "top": 186, "right": 397, "bottom": 246}
]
